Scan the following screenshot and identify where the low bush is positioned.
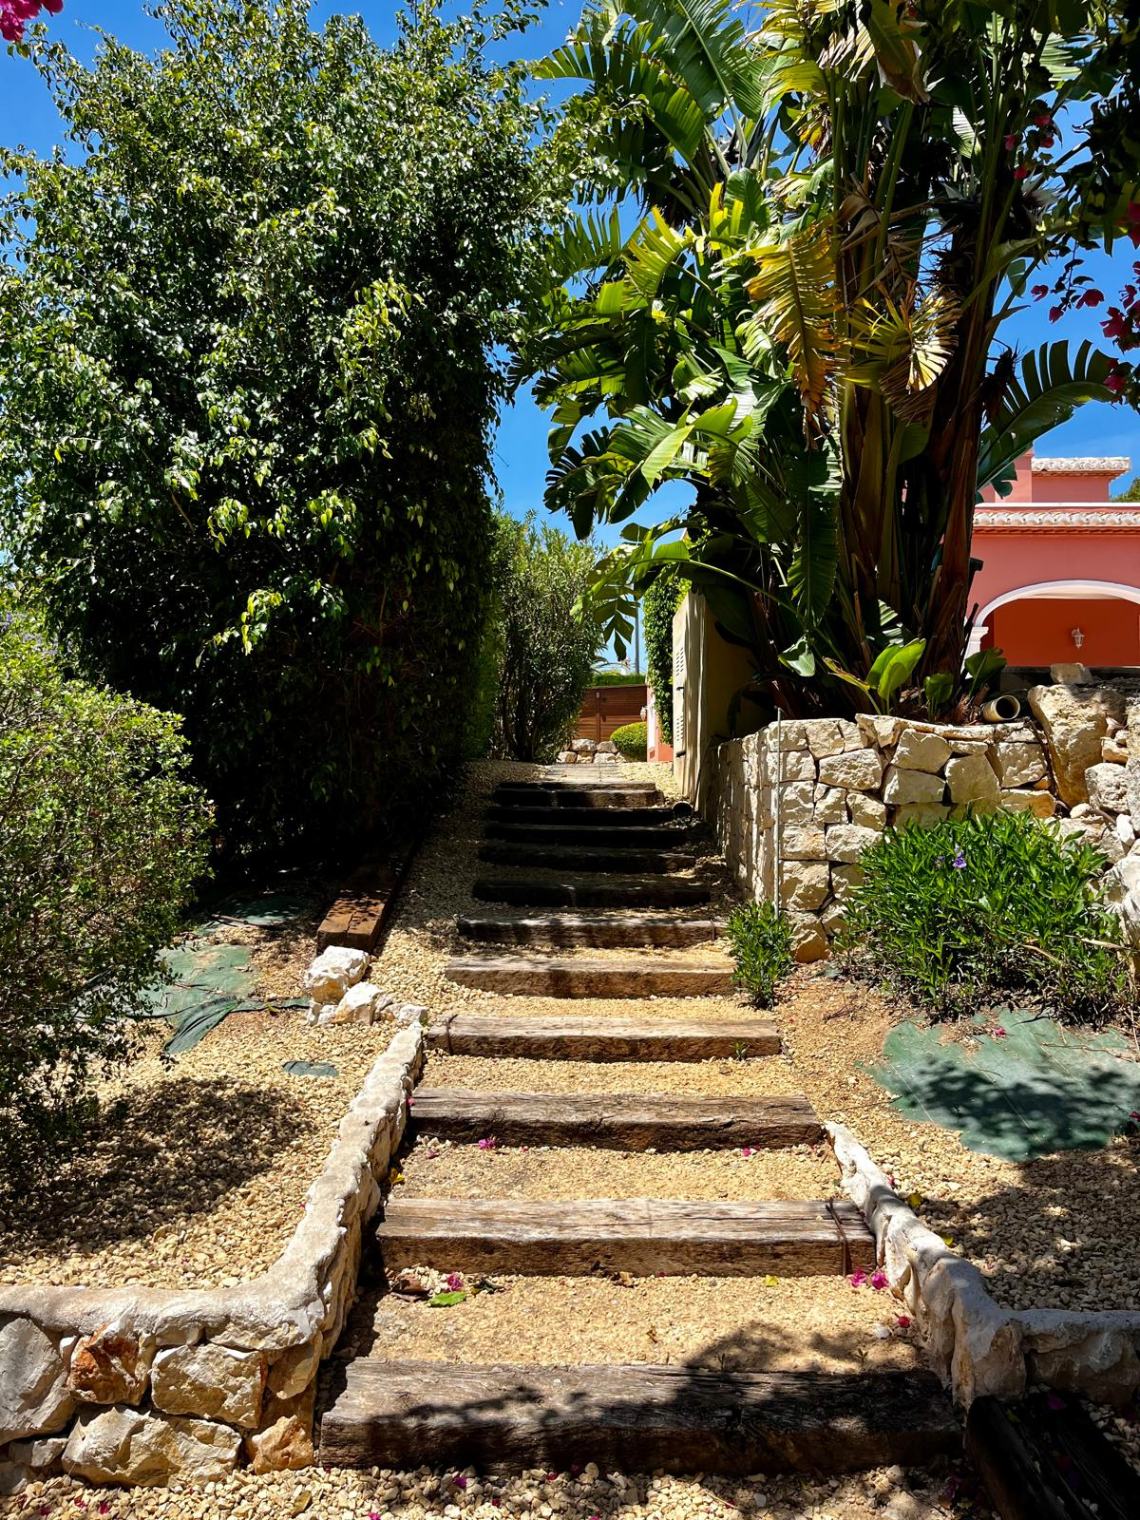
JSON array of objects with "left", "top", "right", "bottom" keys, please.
[
  {"left": 724, "top": 902, "right": 794, "bottom": 1007},
  {"left": 589, "top": 671, "right": 646, "bottom": 687},
  {"left": 610, "top": 720, "right": 648, "bottom": 760},
  {"left": 839, "top": 809, "right": 1130, "bottom": 1022},
  {"left": 0, "top": 622, "right": 212, "bottom": 1182}
]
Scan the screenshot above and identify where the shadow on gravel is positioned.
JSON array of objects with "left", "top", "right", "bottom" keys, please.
[{"left": 0, "top": 1078, "right": 295, "bottom": 1250}]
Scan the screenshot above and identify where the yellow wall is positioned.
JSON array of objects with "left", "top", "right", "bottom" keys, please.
[{"left": 671, "top": 592, "right": 761, "bottom": 812}]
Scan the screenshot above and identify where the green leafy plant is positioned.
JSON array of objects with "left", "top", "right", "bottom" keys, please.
[
  {"left": 0, "top": 0, "right": 552, "bottom": 857},
  {"left": 610, "top": 720, "right": 648, "bottom": 760},
  {"left": 0, "top": 619, "right": 212, "bottom": 1185},
  {"left": 589, "top": 670, "right": 646, "bottom": 687},
  {"left": 724, "top": 902, "right": 794, "bottom": 1009},
  {"left": 483, "top": 512, "right": 603, "bottom": 761},
  {"left": 643, "top": 569, "right": 685, "bottom": 744},
  {"left": 839, "top": 811, "right": 1130, "bottom": 1024}
]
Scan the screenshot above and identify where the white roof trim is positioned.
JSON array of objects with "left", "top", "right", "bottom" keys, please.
[{"left": 1030, "top": 455, "right": 1130, "bottom": 474}]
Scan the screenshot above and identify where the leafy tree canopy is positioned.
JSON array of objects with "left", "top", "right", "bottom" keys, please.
[{"left": 0, "top": 0, "right": 557, "bottom": 855}]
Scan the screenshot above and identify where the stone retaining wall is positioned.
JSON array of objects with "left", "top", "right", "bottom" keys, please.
[
  {"left": 0, "top": 1022, "right": 424, "bottom": 1489},
  {"left": 830, "top": 1122, "right": 1140, "bottom": 1408},
  {"left": 714, "top": 677, "right": 1140, "bottom": 960}
]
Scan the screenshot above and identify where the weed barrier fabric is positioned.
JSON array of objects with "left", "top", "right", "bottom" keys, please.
[{"left": 869, "top": 1011, "right": 1140, "bottom": 1160}]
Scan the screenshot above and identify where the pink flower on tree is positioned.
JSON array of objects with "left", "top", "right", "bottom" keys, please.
[{"left": 1, "top": 0, "right": 62, "bottom": 44}]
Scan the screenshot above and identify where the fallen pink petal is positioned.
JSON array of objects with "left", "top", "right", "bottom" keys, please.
[{"left": 870, "top": 1270, "right": 889, "bottom": 1290}]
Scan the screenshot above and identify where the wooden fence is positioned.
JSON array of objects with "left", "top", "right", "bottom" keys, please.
[{"left": 574, "top": 683, "right": 647, "bottom": 743}]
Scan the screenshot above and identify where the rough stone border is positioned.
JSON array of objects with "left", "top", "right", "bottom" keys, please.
[
  {"left": 0, "top": 1021, "right": 424, "bottom": 1486},
  {"left": 829, "top": 1121, "right": 1140, "bottom": 1407}
]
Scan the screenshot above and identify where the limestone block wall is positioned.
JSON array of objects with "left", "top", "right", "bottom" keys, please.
[
  {"left": 0, "top": 1022, "right": 423, "bottom": 1489},
  {"left": 714, "top": 688, "right": 1139, "bottom": 961}
]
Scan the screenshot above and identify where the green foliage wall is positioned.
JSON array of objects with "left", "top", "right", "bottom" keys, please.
[
  {"left": 0, "top": 0, "right": 550, "bottom": 857},
  {"left": 0, "top": 619, "right": 211, "bottom": 1180},
  {"left": 643, "top": 570, "right": 685, "bottom": 745},
  {"left": 483, "top": 512, "right": 602, "bottom": 761}
]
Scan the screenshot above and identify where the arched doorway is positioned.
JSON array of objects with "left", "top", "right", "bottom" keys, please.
[{"left": 969, "top": 580, "right": 1140, "bottom": 667}]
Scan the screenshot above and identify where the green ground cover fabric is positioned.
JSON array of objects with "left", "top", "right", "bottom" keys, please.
[
  {"left": 869, "top": 1010, "right": 1140, "bottom": 1161},
  {"left": 282, "top": 1060, "right": 338, "bottom": 1078},
  {"left": 140, "top": 890, "right": 313, "bottom": 1053}
]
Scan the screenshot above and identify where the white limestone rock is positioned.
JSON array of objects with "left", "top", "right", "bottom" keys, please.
[
  {"left": 394, "top": 1002, "right": 428, "bottom": 1027},
  {"left": 893, "top": 803, "right": 951, "bottom": 829},
  {"left": 1086, "top": 761, "right": 1130, "bottom": 816},
  {"left": 848, "top": 793, "right": 886, "bottom": 830},
  {"left": 596, "top": 740, "right": 618, "bottom": 755},
  {"left": 825, "top": 824, "right": 880, "bottom": 864},
  {"left": 594, "top": 751, "right": 620, "bottom": 765},
  {"left": 778, "top": 780, "right": 817, "bottom": 827},
  {"left": 996, "top": 741, "right": 1047, "bottom": 788},
  {"left": 556, "top": 751, "right": 576, "bottom": 764},
  {"left": 856, "top": 714, "right": 901, "bottom": 748},
  {"left": 1050, "top": 662, "right": 1093, "bottom": 685},
  {"left": 802, "top": 719, "right": 846, "bottom": 758},
  {"left": 571, "top": 738, "right": 596, "bottom": 755},
  {"left": 787, "top": 913, "right": 828, "bottom": 963},
  {"left": 1102, "top": 735, "right": 1130, "bottom": 764},
  {"left": 151, "top": 1343, "right": 266, "bottom": 1430},
  {"left": 780, "top": 862, "right": 830, "bottom": 913},
  {"left": 780, "top": 825, "right": 827, "bottom": 860},
  {"left": 326, "top": 982, "right": 392, "bottom": 1027},
  {"left": 772, "top": 749, "right": 815, "bottom": 783},
  {"left": 883, "top": 765, "right": 945, "bottom": 806},
  {"left": 7, "top": 1435, "right": 67, "bottom": 1470},
  {"left": 1116, "top": 812, "right": 1136, "bottom": 851},
  {"left": 0, "top": 1318, "right": 73, "bottom": 1444},
  {"left": 1000, "top": 790, "right": 1056, "bottom": 818},
  {"left": 302, "top": 946, "right": 369, "bottom": 1006},
  {"left": 893, "top": 728, "right": 952, "bottom": 774},
  {"left": 945, "top": 752, "right": 1001, "bottom": 810},
  {"left": 1028, "top": 682, "right": 1127, "bottom": 806},
  {"left": 62, "top": 1405, "right": 242, "bottom": 1486},
  {"left": 817, "top": 747, "right": 884, "bottom": 792},
  {"left": 829, "top": 864, "right": 865, "bottom": 902},
  {"left": 812, "top": 785, "right": 848, "bottom": 825}
]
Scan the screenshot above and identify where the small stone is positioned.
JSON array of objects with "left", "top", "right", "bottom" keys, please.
[
  {"left": 394, "top": 1002, "right": 428, "bottom": 1027},
  {"left": 0, "top": 1318, "right": 73, "bottom": 1444},
  {"left": 244, "top": 1392, "right": 315, "bottom": 1475},
  {"left": 152, "top": 1343, "right": 267, "bottom": 1430},
  {"left": 856, "top": 714, "right": 901, "bottom": 747},
  {"left": 996, "top": 741, "right": 1047, "bottom": 788},
  {"left": 1029, "top": 681, "right": 1126, "bottom": 805},
  {"left": 829, "top": 864, "right": 865, "bottom": 902},
  {"left": 63, "top": 1406, "right": 241, "bottom": 1484},
  {"left": 825, "top": 824, "right": 880, "bottom": 864},
  {"left": 780, "top": 825, "right": 827, "bottom": 860},
  {"left": 1103, "top": 735, "right": 1130, "bottom": 764},
  {"left": 817, "top": 747, "right": 884, "bottom": 791},
  {"left": 812, "top": 784, "right": 848, "bottom": 824},
  {"left": 7, "top": 1435, "right": 67, "bottom": 1470},
  {"left": 571, "top": 738, "right": 595, "bottom": 755},
  {"left": 1050, "top": 662, "right": 1093, "bottom": 685},
  {"left": 595, "top": 741, "right": 617, "bottom": 755},
  {"left": 882, "top": 766, "right": 944, "bottom": 806},
  {"left": 787, "top": 914, "right": 828, "bottom": 963},
  {"left": 302, "top": 946, "right": 369, "bottom": 1005},
  {"left": 892, "top": 728, "right": 952, "bottom": 773},
  {"left": 802, "top": 719, "right": 846, "bottom": 758},
  {"left": 1086, "top": 761, "right": 1129, "bottom": 816},
  {"left": 945, "top": 751, "right": 1001, "bottom": 809},
  {"left": 325, "top": 981, "right": 391, "bottom": 1026},
  {"left": 267, "top": 1342, "right": 321, "bottom": 1402},
  {"left": 1000, "top": 790, "right": 1056, "bottom": 818},
  {"left": 594, "top": 751, "right": 620, "bottom": 765},
  {"left": 780, "top": 862, "right": 830, "bottom": 912},
  {"left": 67, "top": 1325, "right": 154, "bottom": 1406},
  {"left": 556, "top": 751, "right": 576, "bottom": 764},
  {"left": 849, "top": 793, "right": 886, "bottom": 829},
  {"left": 771, "top": 749, "right": 815, "bottom": 783}
]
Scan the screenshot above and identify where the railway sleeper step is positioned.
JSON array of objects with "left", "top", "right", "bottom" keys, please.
[{"left": 425, "top": 1010, "right": 775, "bottom": 1061}]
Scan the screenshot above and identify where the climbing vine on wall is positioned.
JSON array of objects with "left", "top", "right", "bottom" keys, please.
[{"left": 643, "top": 569, "right": 684, "bottom": 746}]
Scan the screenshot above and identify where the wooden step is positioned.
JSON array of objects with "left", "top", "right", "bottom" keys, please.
[
  {"left": 484, "top": 821, "right": 695, "bottom": 848},
  {"left": 473, "top": 876, "right": 711, "bottom": 908},
  {"left": 484, "top": 805, "right": 684, "bottom": 828},
  {"left": 409, "top": 1088, "right": 822, "bottom": 1150},
  {"left": 456, "top": 914, "right": 724, "bottom": 948},
  {"left": 492, "top": 787, "right": 662, "bottom": 810},
  {"left": 319, "top": 1362, "right": 960, "bottom": 1474},
  {"left": 479, "top": 843, "right": 693, "bottom": 875},
  {"left": 426, "top": 1011, "right": 775, "bottom": 1060},
  {"left": 445, "top": 955, "right": 733, "bottom": 997},
  {"left": 376, "top": 1197, "right": 873, "bottom": 1277}
]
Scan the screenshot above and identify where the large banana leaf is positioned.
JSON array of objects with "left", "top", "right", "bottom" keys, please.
[{"left": 977, "top": 340, "right": 1117, "bottom": 495}]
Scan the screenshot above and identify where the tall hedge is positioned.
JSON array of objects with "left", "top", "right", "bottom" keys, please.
[
  {"left": 0, "top": 0, "right": 551, "bottom": 857},
  {"left": 643, "top": 569, "right": 685, "bottom": 745}
]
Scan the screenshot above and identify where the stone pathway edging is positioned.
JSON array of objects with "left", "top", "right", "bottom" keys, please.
[
  {"left": 829, "top": 1121, "right": 1140, "bottom": 1407},
  {"left": 0, "top": 1022, "right": 424, "bottom": 1487}
]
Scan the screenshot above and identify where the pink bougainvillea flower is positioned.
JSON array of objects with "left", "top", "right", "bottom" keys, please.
[
  {"left": 1031, "top": 284, "right": 1049, "bottom": 298},
  {"left": 1013, "top": 165, "right": 1031, "bottom": 181},
  {"left": 1003, "top": 133, "right": 1018, "bottom": 151},
  {"left": 992, "top": 1026, "right": 1007, "bottom": 1039},
  {"left": 897, "top": 1315, "right": 911, "bottom": 1328},
  {"left": 1049, "top": 304, "right": 1064, "bottom": 322},
  {"left": 96, "top": 1506, "right": 111, "bottom": 1518},
  {"left": 477, "top": 1135, "right": 497, "bottom": 1151},
  {"left": 1034, "top": 112, "right": 1053, "bottom": 127},
  {"left": 452, "top": 1474, "right": 469, "bottom": 1491},
  {"left": 870, "top": 1269, "right": 889, "bottom": 1291},
  {"left": 1103, "top": 308, "right": 1130, "bottom": 341},
  {"left": 491, "top": 1500, "right": 502, "bottom": 1509},
  {"left": 1079, "top": 288, "right": 1105, "bottom": 308},
  {"left": 741, "top": 1145, "right": 754, "bottom": 1158},
  {"left": 1040, "top": 133, "right": 1055, "bottom": 148},
  {"left": 544, "top": 1472, "right": 559, "bottom": 1482},
  {"left": 446, "top": 1272, "right": 465, "bottom": 1292},
  {"left": 848, "top": 1268, "right": 868, "bottom": 1288},
  {"left": 1107, "top": 371, "right": 1128, "bottom": 395},
  {"left": 370, "top": 1511, "right": 383, "bottom": 1519}
]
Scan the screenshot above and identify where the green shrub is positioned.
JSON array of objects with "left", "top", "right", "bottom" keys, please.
[
  {"left": 589, "top": 671, "right": 646, "bottom": 687},
  {"left": 0, "top": 0, "right": 550, "bottom": 858},
  {"left": 486, "top": 513, "right": 602, "bottom": 761},
  {"left": 839, "top": 810, "right": 1130, "bottom": 1023},
  {"left": 0, "top": 622, "right": 212, "bottom": 1182},
  {"left": 611, "top": 721, "right": 648, "bottom": 760},
  {"left": 724, "top": 902, "right": 794, "bottom": 1008},
  {"left": 643, "top": 570, "right": 685, "bottom": 745}
]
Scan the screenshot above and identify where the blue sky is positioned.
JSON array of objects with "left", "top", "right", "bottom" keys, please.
[{"left": 4, "top": 0, "right": 1140, "bottom": 553}]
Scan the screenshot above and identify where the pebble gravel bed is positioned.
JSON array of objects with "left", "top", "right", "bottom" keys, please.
[{"left": 1, "top": 1458, "right": 988, "bottom": 1520}]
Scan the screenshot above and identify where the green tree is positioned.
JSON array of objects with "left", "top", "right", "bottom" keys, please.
[
  {"left": 0, "top": 0, "right": 552, "bottom": 856},
  {"left": 642, "top": 568, "right": 684, "bottom": 744},
  {"left": 528, "top": 0, "right": 1137, "bottom": 716},
  {"left": 485, "top": 512, "right": 602, "bottom": 760},
  {"left": 0, "top": 617, "right": 211, "bottom": 1181}
]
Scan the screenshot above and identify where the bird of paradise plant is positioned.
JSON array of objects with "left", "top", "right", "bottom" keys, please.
[{"left": 526, "top": 0, "right": 1138, "bottom": 718}]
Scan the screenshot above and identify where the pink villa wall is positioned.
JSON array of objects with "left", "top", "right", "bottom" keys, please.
[{"left": 971, "top": 452, "right": 1140, "bottom": 667}]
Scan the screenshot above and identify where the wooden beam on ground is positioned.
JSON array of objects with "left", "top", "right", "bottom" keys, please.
[
  {"left": 316, "top": 847, "right": 416, "bottom": 953},
  {"left": 455, "top": 914, "right": 725, "bottom": 949},
  {"left": 319, "top": 1362, "right": 960, "bottom": 1474},
  {"left": 376, "top": 1197, "right": 874, "bottom": 1278},
  {"left": 472, "top": 877, "right": 711, "bottom": 909},
  {"left": 444, "top": 955, "right": 733, "bottom": 998},
  {"left": 478, "top": 843, "right": 694, "bottom": 875},
  {"left": 409, "top": 1088, "right": 822, "bottom": 1150},
  {"left": 426, "top": 1011, "right": 776, "bottom": 1061}
]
